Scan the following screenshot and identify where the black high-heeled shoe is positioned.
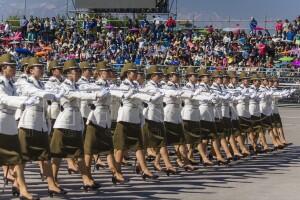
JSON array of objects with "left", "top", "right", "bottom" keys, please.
[
  {"left": 146, "top": 155, "right": 155, "bottom": 162},
  {"left": 135, "top": 165, "right": 141, "bottom": 174},
  {"left": 48, "top": 188, "right": 68, "bottom": 198},
  {"left": 12, "top": 186, "right": 20, "bottom": 197},
  {"left": 95, "top": 163, "right": 107, "bottom": 171},
  {"left": 19, "top": 194, "right": 40, "bottom": 200},
  {"left": 153, "top": 164, "right": 162, "bottom": 171},
  {"left": 163, "top": 168, "right": 178, "bottom": 176},
  {"left": 142, "top": 172, "right": 159, "bottom": 181},
  {"left": 188, "top": 159, "right": 199, "bottom": 165},
  {"left": 82, "top": 183, "right": 101, "bottom": 192},
  {"left": 233, "top": 155, "right": 242, "bottom": 161},
  {"left": 182, "top": 165, "right": 195, "bottom": 172},
  {"left": 216, "top": 160, "right": 229, "bottom": 166},
  {"left": 112, "top": 176, "right": 129, "bottom": 185},
  {"left": 67, "top": 168, "right": 79, "bottom": 175},
  {"left": 203, "top": 161, "right": 214, "bottom": 167}
]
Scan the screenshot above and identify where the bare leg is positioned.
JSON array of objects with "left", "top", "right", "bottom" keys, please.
[
  {"left": 236, "top": 135, "right": 250, "bottom": 154},
  {"left": 229, "top": 135, "right": 242, "bottom": 156},
  {"left": 114, "top": 150, "right": 123, "bottom": 173},
  {"left": 212, "top": 139, "right": 226, "bottom": 162},
  {"left": 136, "top": 150, "right": 153, "bottom": 176},
  {"left": 160, "top": 146, "right": 175, "bottom": 170},
  {"left": 42, "top": 160, "right": 61, "bottom": 192},
  {"left": 197, "top": 143, "right": 213, "bottom": 164},
  {"left": 67, "top": 158, "right": 78, "bottom": 171},
  {"left": 107, "top": 153, "right": 124, "bottom": 181},
  {"left": 15, "top": 164, "right": 33, "bottom": 199},
  {"left": 220, "top": 137, "right": 233, "bottom": 159}
]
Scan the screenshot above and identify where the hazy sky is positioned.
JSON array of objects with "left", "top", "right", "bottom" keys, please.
[{"left": 0, "top": 0, "right": 299, "bottom": 22}]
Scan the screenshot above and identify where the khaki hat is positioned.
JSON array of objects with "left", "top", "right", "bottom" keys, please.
[
  {"left": 227, "top": 71, "right": 238, "bottom": 78},
  {"left": 0, "top": 54, "right": 17, "bottom": 66},
  {"left": 185, "top": 67, "right": 198, "bottom": 76},
  {"left": 146, "top": 65, "right": 163, "bottom": 79},
  {"left": 250, "top": 73, "right": 261, "bottom": 81},
  {"left": 48, "top": 60, "right": 63, "bottom": 72},
  {"left": 63, "top": 59, "right": 80, "bottom": 72},
  {"left": 221, "top": 71, "right": 229, "bottom": 78},
  {"left": 20, "top": 57, "right": 31, "bottom": 68},
  {"left": 258, "top": 73, "right": 267, "bottom": 80},
  {"left": 198, "top": 68, "right": 210, "bottom": 77},
  {"left": 166, "top": 66, "right": 180, "bottom": 75},
  {"left": 239, "top": 71, "right": 250, "bottom": 80},
  {"left": 95, "top": 61, "right": 112, "bottom": 71},
  {"left": 211, "top": 70, "right": 223, "bottom": 78},
  {"left": 79, "top": 61, "right": 92, "bottom": 70},
  {"left": 27, "top": 57, "right": 44, "bottom": 68},
  {"left": 120, "top": 62, "right": 137, "bottom": 77},
  {"left": 161, "top": 67, "right": 168, "bottom": 76}
]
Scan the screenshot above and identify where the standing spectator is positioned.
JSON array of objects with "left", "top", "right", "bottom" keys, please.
[
  {"left": 27, "top": 19, "right": 35, "bottom": 41},
  {"left": 283, "top": 19, "right": 290, "bottom": 40},
  {"left": 275, "top": 20, "right": 283, "bottom": 37},
  {"left": 4, "top": 21, "right": 10, "bottom": 35},
  {"left": 20, "top": 16, "right": 28, "bottom": 39},
  {"left": 166, "top": 16, "right": 176, "bottom": 32},
  {"left": 249, "top": 17, "right": 258, "bottom": 35}
]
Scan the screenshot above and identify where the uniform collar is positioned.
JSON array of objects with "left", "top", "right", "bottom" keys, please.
[
  {"left": 29, "top": 76, "right": 43, "bottom": 88},
  {"left": 186, "top": 81, "right": 196, "bottom": 89},
  {"left": 49, "top": 76, "right": 62, "bottom": 83}
]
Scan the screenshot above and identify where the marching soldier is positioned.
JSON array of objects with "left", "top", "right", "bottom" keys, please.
[
  {"left": 197, "top": 69, "right": 227, "bottom": 165},
  {"left": 162, "top": 66, "right": 194, "bottom": 170},
  {"left": 227, "top": 71, "right": 250, "bottom": 157},
  {"left": 259, "top": 74, "right": 284, "bottom": 150},
  {"left": 221, "top": 72, "right": 244, "bottom": 159},
  {"left": 113, "top": 62, "right": 159, "bottom": 180},
  {"left": 181, "top": 67, "right": 210, "bottom": 164},
  {"left": 210, "top": 71, "right": 233, "bottom": 162},
  {"left": 45, "top": 60, "right": 64, "bottom": 131},
  {"left": 0, "top": 54, "right": 39, "bottom": 200},
  {"left": 142, "top": 65, "right": 177, "bottom": 175},
  {"left": 18, "top": 57, "right": 65, "bottom": 197},
  {"left": 50, "top": 59, "right": 102, "bottom": 191},
  {"left": 83, "top": 61, "right": 126, "bottom": 184}
]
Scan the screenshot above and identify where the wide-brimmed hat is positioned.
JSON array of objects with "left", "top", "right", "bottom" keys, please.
[
  {"left": 250, "top": 73, "right": 261, "bottom": 81},
  {"left": 120, "top": 62, "right": 137, "bottom": 77},
  {"left": 96, "top": 61, "right": 112, "bottom": 71},
  {"left": 0, "top": 54, "right": 17, "bottom": 66},
  {"left": 198, "top": 68, "right": 210, "bottom": 77},
  {"left": 166, "top": 66, "right": 180, "bottom": 76},
  {"left": 146, "top": 65, "right": 163, "bottom": 79},
  {"left": 185, "top": 67, "right": 198, "bottom": 77},
  {"left": 239, "top": 71, "right": 250, "bottom": 80},
  {"left": 48, "top": 60, "right": 63, "bottom": 72},
  {"left": 79, "top": 61, "right": 92, "bottom": 70},
  {"left": 63, "top": 59, "right": 80, "bottom": 72},
  {"left": 258, "top": 73, "right": 267, "bottom": 80},
  {"left": 27, "top": 57, "right": 44, "bottom": 68},
  {"left": 211, "top": 70, "right": 223, "bottom": 78},
  {"left": 227, "top": 71, "right": 238, "bottom": 79}
]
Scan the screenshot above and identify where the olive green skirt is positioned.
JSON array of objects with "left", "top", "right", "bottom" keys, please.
[
  {"left": 164, "top": 121, "right": 186, "bottom": 145},
  {"left": 260, "top": 114, "right": 273, "bottom": 130},
  {"left": 250, "top": 115, "right": 263, "bottom": 133},
  {"left": 183, "top": 120, "right": 202, "bottom": 144},
  {"left": 111, "top": 121, "right": 117, "bottom": 134},
  {"left": 143, "top": 119, "right": 166, "bottom": 148},
  {"left": 84, "top": 123, "right": 113, "bottom": 155},
  {"left": 113, "top": 122, "right": 143, "bottom": 151},
  {"left": 222, "top": 117, "right": 232, "bottom": 137},
  {"left": 50, "top": 129, "right": 83, "bottom": 159},
  {"left": 231, "top": 120, "right": 241, "bottom": 136},
  {"left": 0, "top": 134, "right": 22, "bottom": 166},
  {"left": 18, "top": 128, "right": 50, "bottom": 162},
  {"left": 239, "top": 117, "right": 252, "bottom": 134},
  {"left": 200, "top": 120, "right": 217, "bottom": 139},
  {"left": 272, "top": 114, "right": 282, "bottom": 128},
  {"left": 215, "top": 118, "right": 225, "bottom": 137}
]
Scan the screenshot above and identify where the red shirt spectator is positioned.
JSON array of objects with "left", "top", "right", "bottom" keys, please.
[{"left": 166, "top": 17, "right": 176, "bottom": 28}]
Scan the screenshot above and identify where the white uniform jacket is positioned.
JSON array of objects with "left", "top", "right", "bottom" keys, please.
[
  {"left": 197, "top": 82, "right": 215, "bottom": 122},
  {"left": 18, "top": 76, "right": 53, "bottom": 132},
  {"left": 0, "top": 76, "right": 27, "bottom": 135},
  {"left": 53, "top": 79, "right": 97, "bottom": 132},
  {"left": 117, "top": 79, "right": 152, "bottom": 124},
  {"left": 45, "top": 76, "right": 62, "bottom": 120},
  {"left": 14, "top": 73, "right": 28, "bottom": 120},
  {"left": 236, "top": 84, "right": 251, "bottom": 118},
  {"left": 181, "top": 82, "right": 200, "bottom": 122},
  {"left": 249, "top": 85, "right": 262, "bottom": 117},
  {"left": 163, "top": 81, "right": 182, "bottom": 124},
  {"left": 77, "top": 76, "right": 92, "bottom": 119}
]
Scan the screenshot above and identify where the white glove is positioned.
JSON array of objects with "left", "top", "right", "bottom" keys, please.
[
  {"left": 96, "top": 88, "right": 110, "bottom": 98},
  {"left": 24, "top": 96, "right": 40, "bottom": 106},
  {"left": 176, "top": 90, "right": 184, "bottom": 96},
  {"left": 224, "top": 93, "right": 231, "bottom": 100},
  {"left": 193, "top": 89, "right": 201, "bottom": 96},
  {"left": 151, "top": 92, "right": 162, "bottom": 102},
  {"left": 54, "top": 89, "right": 65, "bottom": 100},
  {"left": 123, "top": 89, "right": 136, "bottom": 98}
]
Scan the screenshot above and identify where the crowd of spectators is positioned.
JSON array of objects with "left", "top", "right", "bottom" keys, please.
[{"left": 0, "top": 15, "right": 300, "bottom": 73}]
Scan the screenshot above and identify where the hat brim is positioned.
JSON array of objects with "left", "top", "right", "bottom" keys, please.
[
  {"left": 63, "top": 66, "right": 80, "bottom": 72},
  {"left": 0, "top": 62, "right": 17, "bottom": 66}
]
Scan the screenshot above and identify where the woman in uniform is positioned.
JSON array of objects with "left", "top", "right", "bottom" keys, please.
[
  {"left": 50, "top": 59, "right": 102, "bottom": 191},
  {"left": 162, "top": 66, "right": 194, "bottom": 171},
  {"left": 142, "top": 65, "right": 177, "bottom": 175},
  {"left": 113, "top": 62, "right": 158, "bottom": 180},
  {"left": 83, "top": 61, "right": 126, "bottom": 184},
  {"left": 18, "top": 57, "right": 65, "bottom": 197},
  {"left": 0, "top": 54, "right": 39, "bottom": 200}
]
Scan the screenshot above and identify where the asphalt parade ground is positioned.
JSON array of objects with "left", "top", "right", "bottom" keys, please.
[{"left": 0, "top": 107, "right": 300, "bottom": 200}]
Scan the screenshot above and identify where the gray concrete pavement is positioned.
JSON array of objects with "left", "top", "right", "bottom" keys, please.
[{"left": 1, "top": 107, "right": 300, "bottom": 200}]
